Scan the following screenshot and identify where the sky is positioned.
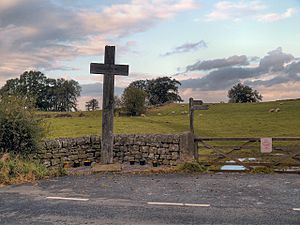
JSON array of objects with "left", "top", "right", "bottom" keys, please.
[{"left": 0, "top": 0, "right": 299, "bottom": 109}]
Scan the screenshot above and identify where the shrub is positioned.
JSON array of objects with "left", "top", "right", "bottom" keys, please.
[
  {"left": 0, "top": 96, "right": 45, "bottom": 155},
  {"left": 0, "top": 156, "right": 46, "bottom": 185},
  {"left": 0, "top": 155, "right": 67, "bottom": 185},
  {"left": 177, "top": 161, "right": 208, "bottom": 173}
]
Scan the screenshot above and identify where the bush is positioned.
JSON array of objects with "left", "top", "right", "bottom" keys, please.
[{"left": 0, "top": 96, "right": 45, "bottom": 155}]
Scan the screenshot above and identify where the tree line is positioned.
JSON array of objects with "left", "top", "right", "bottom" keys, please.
[
  {"left": 0, "top": 71, "right": 81, "bottom": 112},
  {"left": 86, "top": 78, "right": 263, "bottom": 115},
  {"left": 86, "top": 77, "right": 184, "bottom": 115},
  {"left": 1, "top": 70, "right": 262, "bottom": 114}
]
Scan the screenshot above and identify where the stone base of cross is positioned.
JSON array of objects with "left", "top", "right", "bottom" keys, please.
[{"left": 90, "top": 46, "right": 129, "bottom": 164}]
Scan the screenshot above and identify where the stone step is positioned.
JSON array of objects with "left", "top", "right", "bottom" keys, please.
[{"left": 91, "top": 163, "right": 122, "bottom": 173}]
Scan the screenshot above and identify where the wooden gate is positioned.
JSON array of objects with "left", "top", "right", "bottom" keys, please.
[{"left": 194, "top": 137, "right": 300, "bottom": 173}]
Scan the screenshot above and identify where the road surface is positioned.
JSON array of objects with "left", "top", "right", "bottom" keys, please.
[{"left": 0, "top": 173, "right": 299, "bottom": 224}]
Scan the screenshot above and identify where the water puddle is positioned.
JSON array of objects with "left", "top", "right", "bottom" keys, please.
[
  {"left": 221, "top": 158, "right": 256, "bottom": 170},
  {"left": 220, "top": 165, "right": 246, "bottom": 171},
  {"left": 219, "top": 157, "right": 300, "bottom": 172}
]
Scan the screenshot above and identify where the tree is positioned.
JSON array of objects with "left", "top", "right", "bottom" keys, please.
[
  {"left": 0, "top": 71, "right": 48, "bottom": 109},
  {"left": 85, "top": 99, "right": 99, "bottom": 111},
  {"left": 129, "top": 77, "right": 183, "bottom": 105},
  {"left": 228, "top": 83, "right": 263, "bottom": 103},
  {"left": 0, "top": 71, "right": 81, "bottom": 112},
  {"left": 114, "top": 96, "right": 122, "bottom": 110},
  {"left": 121, "top": 87, "right": 146, "bottom": 116},
  {"left": 53, "top": 79, "right": 81, "bottom": 112}
]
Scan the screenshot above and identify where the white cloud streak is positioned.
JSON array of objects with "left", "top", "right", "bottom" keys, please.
[
  {"left": 206, "top": 1, "right": 296, "bottom": 23},
  {"left": 205, "top": 1, "right": 266, "bottom": 21},
  {"left": 257, "top": 8, "right": 296, "bottom": 22}
]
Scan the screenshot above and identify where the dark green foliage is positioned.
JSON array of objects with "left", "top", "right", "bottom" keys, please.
[
  {"left": 0, "top": 96, "right": 45, "bottom": 155},
  {"left": 0, "top": 71, "right": 81, "bottom": 112},
  {"left": 129, "top": 77, "right": 183, "bottom": 105},
  {"left": 52, "top": 79, "right": 81, "bottom": 112},
  {"left": 129, "top": 80, "right": 148, "bottom": 91},
  {"left": 228, "top": 83, "right": 262, "bottom": 103},
  {"left": 122, "top": 87, "right": 147, "bottom": 116},
  {"left": 85, "top": 98, "right": 99, "bottom": 111}
]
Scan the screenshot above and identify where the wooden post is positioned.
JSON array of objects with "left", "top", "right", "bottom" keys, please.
[
  {"left": 90, "top": 46, "right": 129, "bottom": 164},
  {"left": 189, "top": 98, "right": 194, "bottom": 134},
  {"left": 102, "top": 46, "right": 115, "bottom": 164},
  {"left": 189, "top": 98, "right": 209, "bottom": 160}
]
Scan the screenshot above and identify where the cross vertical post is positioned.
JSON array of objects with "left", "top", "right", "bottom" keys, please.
[
  {"left": 90, "top": 46, "right": 129, "bottom": 164},
  {"left": 102, "top": 46, "right": 115, "bottom": 164}
]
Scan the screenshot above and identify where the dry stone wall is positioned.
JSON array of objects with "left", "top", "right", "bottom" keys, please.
[{"left": 37, "top": 133, "right": 194, "bottom": 168}]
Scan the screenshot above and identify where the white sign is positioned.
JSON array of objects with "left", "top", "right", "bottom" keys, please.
[{"left": 261, "top": 138, "right": 272, "bottom": 153}]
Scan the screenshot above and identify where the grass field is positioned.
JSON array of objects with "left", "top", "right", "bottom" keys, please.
[{"left": 43, "top": 99, "right": 300, "bottom": 139}]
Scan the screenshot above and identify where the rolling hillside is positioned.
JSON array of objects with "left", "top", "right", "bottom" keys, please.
[{"left": 43, "top": 99, "right": 300, "bottom": 139}]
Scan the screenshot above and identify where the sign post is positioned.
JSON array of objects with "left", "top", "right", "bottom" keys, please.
[{"left": 189, "top": 98, "right": 209, "bottom": 134}]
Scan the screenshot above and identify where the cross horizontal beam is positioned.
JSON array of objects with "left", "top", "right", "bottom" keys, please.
[{"left": 90, "top": 63, "right": 129, "bottom": 76}]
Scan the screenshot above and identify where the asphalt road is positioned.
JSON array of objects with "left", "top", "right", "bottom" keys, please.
[{"left": 0, "top": 173, "right": 299, "bottom": 225}]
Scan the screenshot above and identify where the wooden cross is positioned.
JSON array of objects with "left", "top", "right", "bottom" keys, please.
[
  {"left": 189, "top": 98, "right": 209, "bottom": 134},
  {"left": 90, "top": 46, "right": 129, "bottom": 164}
]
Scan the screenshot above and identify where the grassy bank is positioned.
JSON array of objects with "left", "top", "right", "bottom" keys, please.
[
  {"left": 0, "top": 156, "right": 65, "bottom": 186},
  {"left": 43, "top": 99, "right": 300, "bottom": 139}
]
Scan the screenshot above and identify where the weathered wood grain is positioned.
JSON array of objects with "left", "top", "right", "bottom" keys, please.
[{"left": 90, "top": 63, "right": 129, "bottom": 76}]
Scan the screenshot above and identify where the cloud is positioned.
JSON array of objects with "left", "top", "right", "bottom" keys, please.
[
  {"left": 205, "top": 1, "right": 296, "bottom": 23},
  {"left": 161, "top": 40, "right": 207, "bottom": 56},
  {"left": 180, "top": 47, "right": 299, "bottom": 91},
  {"left": 257, "top": 47, "right": 294, "bottom": 73},
  {"left": 0, "top": 0, "right": 198, "bottom": 82},
  {"left": 205, "top": 1, "right": 266, "bottom": 21},
  {"left": 186, "top": 55, "right": 249, "bottom": 71},
  {"left": 182, "top": 67, "right": 254, "bottom": 90},
  {"left": 257, "top": 8, "right": 296, "bottom": 22}
]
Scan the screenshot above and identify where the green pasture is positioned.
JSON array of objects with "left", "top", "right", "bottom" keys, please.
[{"left": 43, "top": 99, "right": 300, "bottom": 139}]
